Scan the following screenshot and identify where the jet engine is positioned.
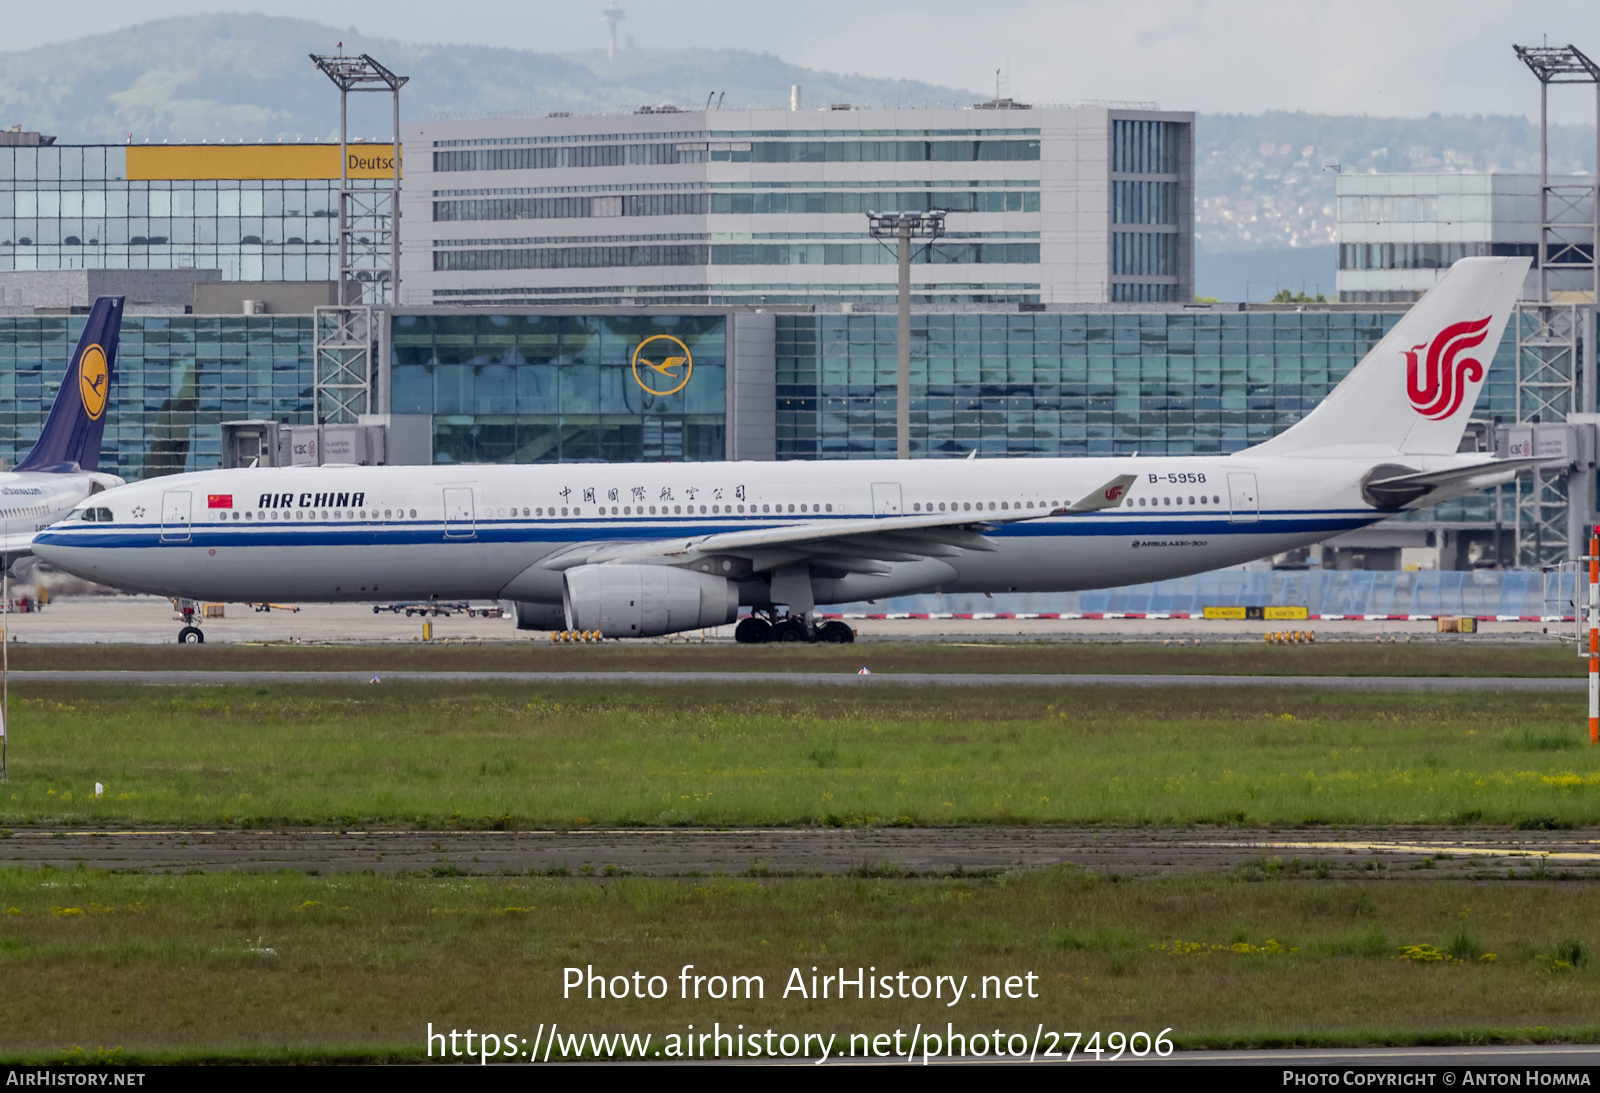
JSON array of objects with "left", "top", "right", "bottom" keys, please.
[
  {"left": 563, "top": 564, "right": 739, "bottom": 638},
  {"left": 511, "top": 601, "right": 568, "bottom": 630}
]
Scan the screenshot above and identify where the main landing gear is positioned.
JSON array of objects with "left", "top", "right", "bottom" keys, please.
[{"left": 734, "top": 612, "right": 854, "bottom": 645}]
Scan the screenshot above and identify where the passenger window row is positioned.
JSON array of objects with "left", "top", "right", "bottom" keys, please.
[
  {"left": 912, "top": 500, "right": 1062, "bottom": 513},
  {"left": 1136, "top": 495, "right": 1222, "bottom": 507},
  {"left": 216, "top": 509, "right": 421, "bottom": 522}
]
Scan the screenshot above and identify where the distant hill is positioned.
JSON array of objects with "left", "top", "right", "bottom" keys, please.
[{"left": 0, "top": 14, "right": 981, "bottom": 143}]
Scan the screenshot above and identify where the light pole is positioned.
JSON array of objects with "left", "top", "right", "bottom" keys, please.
[{"left": 867, "top": 210, "right": 946, "bottom": 458}]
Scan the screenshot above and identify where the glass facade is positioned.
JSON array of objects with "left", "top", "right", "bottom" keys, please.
[
  {"left": 0, "top": 315, "right": 315, "bottom": 480},
  {"left": 432, "top": 138, "right": 1041, "bottom": 173},
  {"left": 1109, "top": 120, "right": 1183, "bottom": 303},
  {"left": 773, "top": 308, "right": 1514, "bottom": 526},
  {"left": 0, "top": 145, "right": 384, "bottom": 280},
  {"left": 389, "top": 314, "right": 727, "bottom": 464},
  {"left": 1339, "top": 241, "right": 1540, "bottom": 271}
]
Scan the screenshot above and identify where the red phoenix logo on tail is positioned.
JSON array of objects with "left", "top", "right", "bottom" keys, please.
[
  {"left": 1405, "top": 317, "right": 1491, "bottom": 420},
  {"left": 1105, "top": 484, "right": 1126, "bottom": 501}
]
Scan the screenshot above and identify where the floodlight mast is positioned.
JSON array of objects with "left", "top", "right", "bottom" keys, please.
[
  {"left": 309, "top": 52, "right": 408, "bottom": 307},
  {"left": 1512, "top": 44, "right": 1600, "bottom": 563},
  {"left": 867, "top": 211, "right": 947, "bottom": 458},
  {"left": 1513, "top": 44, "right": 1600, "bottom": 307},
  {"left": 309, "top": 52, "right": 407, "bottom": 425}
]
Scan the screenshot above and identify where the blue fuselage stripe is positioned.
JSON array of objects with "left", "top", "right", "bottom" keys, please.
[{"left": 37, "top": 510, "right": 1381, "bottom": 550}]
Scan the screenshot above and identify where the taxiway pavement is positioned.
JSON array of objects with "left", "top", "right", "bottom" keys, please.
[{"left": 5, "top": 826, "right": 1595, "bottom": 878}]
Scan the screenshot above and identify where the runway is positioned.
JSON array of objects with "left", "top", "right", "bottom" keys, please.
[
  {"left": 2, "top": 669, "right": 1587, "bottom": 690},
  {"left": 6, "top": 826, "right": 1597, "bottom": 877}
]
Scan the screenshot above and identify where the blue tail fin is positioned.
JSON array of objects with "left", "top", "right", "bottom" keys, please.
[{"left": 15, "top": 296, "right": 124, "bottom": 474}]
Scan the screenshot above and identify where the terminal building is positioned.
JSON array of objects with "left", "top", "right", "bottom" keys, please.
[
  {"left": 0, "top": 132, "right": 397, "bottom": 287},
  {"left": 1335, "top": 171, "right": 1567, "bottom": 303},
  {"left": 401, "top": 103, "right": 1195, "bottom": 307}
]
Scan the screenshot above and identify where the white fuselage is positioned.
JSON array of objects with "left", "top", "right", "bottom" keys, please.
[
  {"left": 30, "top": 453, "right": 1485, "bottom": 606},
  {"left": 0, "top": 471, "right": 123, "bottom": 549}
]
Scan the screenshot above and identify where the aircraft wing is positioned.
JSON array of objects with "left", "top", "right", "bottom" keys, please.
[
  {"left": 0, "top": 532, "right": 37, "bottom": 560},
  {"left": 542, "top": 474, "right": 1137, "bottom": 573}
]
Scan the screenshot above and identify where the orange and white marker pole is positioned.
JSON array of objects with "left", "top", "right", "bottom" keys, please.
[{"left": 1590, "top": 527, "right": 1598, "bottom": 746}]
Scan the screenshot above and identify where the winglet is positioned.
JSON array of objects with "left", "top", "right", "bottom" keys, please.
[{"left": 1062, "top": 474, "right": 1137, "bottom": 515}]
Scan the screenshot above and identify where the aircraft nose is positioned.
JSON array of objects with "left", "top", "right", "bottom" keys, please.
[{"left": 31, "top": 528, "right": 67, "bottom": 555}]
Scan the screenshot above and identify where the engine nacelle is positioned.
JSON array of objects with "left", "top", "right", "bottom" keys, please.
[
  {"left": 511, "top": 601, "right": 567, "bottom": 631},
  {"left": 563, "top": 564, "right": 739, "bottom": 638}
]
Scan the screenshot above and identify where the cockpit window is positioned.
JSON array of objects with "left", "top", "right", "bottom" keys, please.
[
  {"left": 71, "top": 507, "right": 92, "bottom": 521},
  {"left": 94, "top": 507, "right": 112, "bottom": 522}
]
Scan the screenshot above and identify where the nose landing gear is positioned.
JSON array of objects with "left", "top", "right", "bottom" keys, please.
[
  {"left": 176, "top": 600, "right": 205, "bottom": 644},
  {"left": 733, "top": 612, "right": 854, "bottom": 645}
]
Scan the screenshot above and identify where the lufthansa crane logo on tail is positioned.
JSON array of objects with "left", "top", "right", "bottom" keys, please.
[
  {"left": 631, "top": 334, "right": 694, "bottom": 397},
  {"left": 1405, "top": 317, "right": 1491, "bottom": 421},
  {"left": 78, "top": 344, "right": 109, "bottom": 421}
]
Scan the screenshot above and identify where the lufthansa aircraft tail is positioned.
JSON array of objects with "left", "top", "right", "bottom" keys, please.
[
  {"left": 15, "top": 295, "right": 124, "bottom": 474},
  {"left": 1249, "top": 257, "right": 1530, "bottom": 459}
]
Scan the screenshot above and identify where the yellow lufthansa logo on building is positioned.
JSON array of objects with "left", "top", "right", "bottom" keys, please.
[
  {"left": 631, "top": 334, "right": 693, "bottom": 397},
  {"left": 78, "top": 344, "right": 109, "bottom": 421}
]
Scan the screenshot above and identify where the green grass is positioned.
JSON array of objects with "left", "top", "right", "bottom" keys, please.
[
  {"left": 1, "top": 638, "right": 1579, "bottom": 676},
  {"left": 0, "top": 868, "right": 1595, "bottom": 1060},
  {"left": 2, "top": 683, "right": 1599, "bottom": 827}
]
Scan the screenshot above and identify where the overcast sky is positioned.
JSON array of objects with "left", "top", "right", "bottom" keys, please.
[{"left": 8, "top": 0, "right": 1600, "bottom": 123}]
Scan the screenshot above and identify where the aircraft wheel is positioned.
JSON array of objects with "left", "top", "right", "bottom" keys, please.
[
  {"left": 178, "top": 626, "right": 205, "bottom": 645},
  {"left": 734, "top": 617, "right": 771, "bottom": 644},
  {"left": 773, "top": 619, "right": 807, "bottom": 643},
  {"left": 818, "top": 620, "right": 855, "bottom": 644}
]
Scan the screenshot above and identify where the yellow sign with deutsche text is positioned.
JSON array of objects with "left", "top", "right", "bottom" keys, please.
[{"left": 126, "top": 144, "right": 402, "bottom": 181}]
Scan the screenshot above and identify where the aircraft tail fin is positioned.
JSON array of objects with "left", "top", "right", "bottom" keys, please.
[
  {"left": 1249, "top": 257, "right": 1530, "bottom": 457},
  {"left": 15, "top": 295, "right": 124, "bottom": 474}
]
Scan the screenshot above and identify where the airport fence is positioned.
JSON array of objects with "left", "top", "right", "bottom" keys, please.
[{"left": 825, "top": 568, "right": 1583, "bottom": 622}]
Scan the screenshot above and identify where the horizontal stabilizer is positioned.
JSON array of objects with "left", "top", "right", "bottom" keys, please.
[{"left": 1362, "top": 458, "right": 1539, "bottom": 509}]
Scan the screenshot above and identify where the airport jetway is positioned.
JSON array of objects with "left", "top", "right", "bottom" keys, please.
[
  {"left": 1495, "top": 417, "right": 1600, "bottom": 566},
  {"left": 220, "top": 417, "right": 432, "bottom": 469}
]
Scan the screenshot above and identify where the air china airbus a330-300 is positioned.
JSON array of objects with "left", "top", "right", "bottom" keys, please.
[{"left": 34, "top": 258, "right": 1535, "bottom": 645}]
